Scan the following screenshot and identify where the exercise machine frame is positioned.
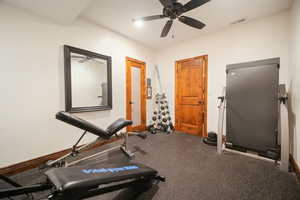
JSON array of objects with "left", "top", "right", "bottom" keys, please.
[
  {"left": 46, "top": 130, "right": 142, "bottom": 167},
  {"left": 0, "top": 112, "right": 164, "bottom": 200},
  {"left": 44, "top": 111, "right": 147, "bottom": 168},
  {"left": 217, "top": 84, "right": 289, "bottom": 172}
]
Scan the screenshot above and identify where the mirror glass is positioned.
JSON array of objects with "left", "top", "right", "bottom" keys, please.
[
  {"left": 131, "top": 66, "right": 141, "bottom": 126},
  {"left": 64, "top": 45, "right": 112, "bottom": 112},
  {"left": 71, "top": 53, "right": 108, "bottom": 107}
]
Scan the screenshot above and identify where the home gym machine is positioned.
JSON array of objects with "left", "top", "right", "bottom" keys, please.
[
  {"left": 216, "top": 58, "right": 290, "bottom": 172},
  {"left": 45, "top": 111, "right": 147, "bottom": 167},
  {"left": 0, "top": 112, "right": 165, "bottom": 199}
]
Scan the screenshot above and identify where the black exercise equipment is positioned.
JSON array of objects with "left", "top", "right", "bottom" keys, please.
[
  {"left": 217, "top": 58, "right": 290, "bottom": 172},
  {"left": 203, "top": 132, "right": 217, "bottom": 146},
  {"left": 225, "top": 59, "right": 279, "bottom": 157},
  {"left": 150, "top": 93, "right": 174, "bottom": 134},
  {"left": 46, "top": 112, "right": 146, "bottom": 167},
  {"left": 149, "top": 65, "right": 174, "bottom": 135},
  {"left": 0, "top": 162, "right": 165, "bottom": 200},
  {"left": 0, "top": 112, "right": 165, "bottom": 199},
  {"left": 56, "top": 112, "right": 132, "bottom": 140}
]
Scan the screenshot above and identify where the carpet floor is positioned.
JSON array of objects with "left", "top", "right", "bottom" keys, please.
[{"left": 1, "top": 132, "right": 300, "bottom": 200}]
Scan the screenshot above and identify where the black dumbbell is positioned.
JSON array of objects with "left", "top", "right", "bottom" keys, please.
[
  {"left": 150, "top": 127, "right": 157, "bottom": 134},
  {"left": 162, "top": 124, "right": 168, "bottom": 132}
]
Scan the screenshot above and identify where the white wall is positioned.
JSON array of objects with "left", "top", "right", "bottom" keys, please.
[
  {"left": 0, "top": 3, "right": 294, "bottom": 168},
  {"left": 0, "top": 3, "right": 156, "bottom": 167},
  {"left": 155, "top": 11, "right": 291, "bottom": 138},
  {"left": 290, "top": 0, "right": 300, "bottom": 166}
]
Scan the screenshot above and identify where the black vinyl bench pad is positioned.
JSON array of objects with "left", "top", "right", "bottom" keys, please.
[
  {"left": 45, "top": 163, "right": 157, "bottom": 192},
  {"left": 56, "top": 112, "right": 132, "bottom": 139}
]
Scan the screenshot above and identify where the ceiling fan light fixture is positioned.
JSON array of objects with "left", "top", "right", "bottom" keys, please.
[
  {"left": 133, "top": 0, "right": 210, "bottom": 37},
  {"left": 133, "top": 19, "right": 144, "bottom": 28}
]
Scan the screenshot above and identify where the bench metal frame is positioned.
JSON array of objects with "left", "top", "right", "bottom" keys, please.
[
  {"left": 46, "top": 131, "right": 141, "bottom": 168},
  {"left": 0, "top": 175, "right": 52, "bottom": 199}
]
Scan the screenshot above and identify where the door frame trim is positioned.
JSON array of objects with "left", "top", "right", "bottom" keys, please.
[
  {"left": 175, "top": 55, "right": 208, "bottom": 137},
  {"left": 125, "top": 57, "right": 146, "bottom": 131}
]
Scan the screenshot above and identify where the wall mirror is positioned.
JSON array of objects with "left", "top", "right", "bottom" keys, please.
[{"left": 64, "top": 45, "right": 112, "bottom": 112}]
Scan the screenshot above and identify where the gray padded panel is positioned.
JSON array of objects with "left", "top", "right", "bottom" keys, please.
[{"left": 226, "top": 59, "right": 279, "bottom": 152}]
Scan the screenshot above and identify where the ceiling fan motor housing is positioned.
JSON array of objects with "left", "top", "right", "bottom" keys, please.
[
  {"left": 163, "top": 2, "right": 184, "bottom": 19},
  {"left": 135, "top": 0, "right": 210, "bottom": 37}
]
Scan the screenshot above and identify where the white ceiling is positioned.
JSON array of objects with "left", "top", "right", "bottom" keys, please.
[
  {"left": 2, "top": 0, "right": 293, "bottom": 49},
  {"left": 2, "top": 0, "right": 92, "bottom": 24},
  {"left": 81, "top": 0, "right": 292, "bottom": 49}
]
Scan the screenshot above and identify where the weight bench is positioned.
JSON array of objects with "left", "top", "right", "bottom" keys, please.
[
  {"left": 0, "top": 112, "right": 164, "bottom": 199},
  {"left": 46, "top": 111, "right": 147, "bottom": 167},
  {"left": 0, "top": 162, "right": 165, "bottom": 200}
]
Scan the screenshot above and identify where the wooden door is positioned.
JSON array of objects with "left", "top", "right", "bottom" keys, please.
[
  {"left": 175, "top": 55, "right": 207, "bottom": 137},
  {"left": 126, "top": 57, "right": 146, "bottom": 131}
]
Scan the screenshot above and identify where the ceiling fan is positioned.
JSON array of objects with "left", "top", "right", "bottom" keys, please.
[{"left": 133, "top": 0, "right": 210, "bottom": 37}]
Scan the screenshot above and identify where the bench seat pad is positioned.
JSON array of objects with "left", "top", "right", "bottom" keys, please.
[
  {"left": 56, "top": 112, "right": 132, "bottom": 139},
  {"left": 45, "top": 162, "right": 157, "bottom": 192}
]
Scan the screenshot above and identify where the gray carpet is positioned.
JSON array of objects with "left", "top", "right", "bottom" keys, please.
[{"left": 1, "top": 132, "right": 300, "bottom": 200}]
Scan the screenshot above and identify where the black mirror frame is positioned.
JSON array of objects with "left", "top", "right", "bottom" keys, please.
[{"left": 64, "top": 45, "right": 112, "bottom": 113}]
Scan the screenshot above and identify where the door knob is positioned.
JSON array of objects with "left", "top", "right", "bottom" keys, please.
[
  {"left": 198, "top": 101, "right": 204, "bottom": 105},
  {"left": 129, "top": 101, "right": 134, "bottom": 104}
]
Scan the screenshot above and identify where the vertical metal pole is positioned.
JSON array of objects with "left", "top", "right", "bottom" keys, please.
[
  {"left": 124, "top": 132, "right": 128, "bottom": 150},
  {"left": 120, "top": 132, "right": 135, "bottom": 158},
  {"left": 155, "top": 65, "right": 163, "bottom": 94},
  {"left": 217, "top": 87, "right": 226, "bottom": 154},
  {"left": 279, "top": 84, "right": 289, "bottom": 172}
]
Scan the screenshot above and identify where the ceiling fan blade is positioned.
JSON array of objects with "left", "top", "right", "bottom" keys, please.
[
  {"left": 181, "top": 0, "right": 210, "bottom": 13},
  {"left": 179, "top": 16, "right": 205, "bottom": 29},
  {"left": 161, "top": 20, "right": 173, "bottom": 37},
  {"left": 158, "top": 0, "right": 174, "bottom": 8},
  {"left": 135, "top": 15, "right": 165, "bottom": 22}
]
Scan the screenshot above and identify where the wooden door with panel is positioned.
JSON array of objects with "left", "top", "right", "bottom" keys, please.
[
  {"left": 175, "top": 55, "right": 207, "bottom": 137},
  {"left": 126, "top": 57, "right": 146, "bottom": 132}
]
